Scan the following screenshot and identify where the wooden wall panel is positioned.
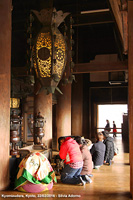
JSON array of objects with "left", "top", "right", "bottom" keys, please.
[
  {"left": 34, "top": 82, "right": 52, "bottom": 149},
  {"left": 56, "top": 83, "right": 71, "bottom": 147},
  {"left": 128, "top": 1, "right": 133, "bottom": 197},
  {"left": 71, "top": 74, "right": 83, "bottom": 136},
  {"left": 91, "top": 103, "right": 97, "bottom": 140},
  {"left": 0, "top": 0, "right": 11, "bottom": 190},
  {"left": 54, "top": 15, "right": 72, "bottom": 150},
  {"left": 83, "top": 74, "right": 90, "bottom": 139}
]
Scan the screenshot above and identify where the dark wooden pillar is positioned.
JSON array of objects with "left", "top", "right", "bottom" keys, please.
[
  {"left": 128, "top": 1, "right": 133, "bottom": 197},
  {"left": 83, "top": 74, "right": 90, "bottom": 139},
  {"left": 56, "top": 83, "right": 71, "bottom": 147},
  {"left": 89, "top": 87, "right": 92, "bottom": 139},
  {"left": 55, "top": 15, "right": 72, "bottom": 149},
  {"left": 71, "top": 74, "right": 83, "bottom": 136},
  {"left": 0, "top": 0, "right": 11, "bottom": 190},
  {"left": 91, "top": 103, "right": 97, "bottom": 140},
  {"left": 34, "top": 82, "right": 52, "bottom": 148}
]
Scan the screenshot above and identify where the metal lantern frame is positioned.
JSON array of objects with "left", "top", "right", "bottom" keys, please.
[{"left": 32, "top": 8, "right": 68, "bottom": 94}]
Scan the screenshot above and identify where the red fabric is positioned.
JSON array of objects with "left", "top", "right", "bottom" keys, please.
[
  {"left": 113, "top": 129, "right": 117, "bottom": 132},
  {"left": 59, "top": 137, "right": 83, "bottom": 164}
]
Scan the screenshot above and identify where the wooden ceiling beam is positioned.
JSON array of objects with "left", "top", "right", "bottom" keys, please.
[
  {"left": 73, "top": 11, "right": 113, "bottom": 26},
  {"left": 73, "top": 20, "right": 113, "bottom": 27},
  {"left": 73, "top": 60, "right": 128, "bottom": 74},
  {"left": 109, "top": 0, "right": 123, "bottom": 40},
  {"left": 108, "top": 0, "right": 128, "bottom": 54}
]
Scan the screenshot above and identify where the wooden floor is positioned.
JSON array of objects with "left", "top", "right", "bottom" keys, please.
[{"left": 0, "top": 135, "right": 131, "bottom": 200}]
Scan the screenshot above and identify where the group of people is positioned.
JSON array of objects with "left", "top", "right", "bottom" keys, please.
[
  {"left": 59, "top": 131, "right": 115, "bottom": 186},
  {"left": 59, "top": 136, "right": 92, "bottom": 186},
  {"left": 91, "top": 131, "right": 114, "bottom": 168},
  {"left": 105, "top": 119, "right": 117, "bottom": 138}
]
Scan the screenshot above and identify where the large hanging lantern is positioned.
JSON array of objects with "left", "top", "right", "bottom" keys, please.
[{"left": 32, "top": 8, "right": 69, "bottom": 94}]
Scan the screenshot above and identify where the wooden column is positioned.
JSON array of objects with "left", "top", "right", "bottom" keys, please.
[
  {"left": 55, "top": 15, "right": 72, "bottom": 149},
  {"left": 56, "top": 83, "right": 71, "bottom": 147},
  {"left": 128, "top": 1, "right": 133, "bottom": 197},
  {"left": 0, "top": 0, "right": 11, "bottom": 190},
  {"left": 83, "top": 74, "right": 90, "bottom": 139},
  {"left": 91, "top": 103, "right": 97, "bottom": 140},
  {"left": 71, "top": 74, "right": 83, "bottom": 136},
  {"left": 34, "top": 82, "right": 52, "bottom": 149}
]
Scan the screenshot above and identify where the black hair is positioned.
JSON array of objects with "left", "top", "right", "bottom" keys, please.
[
  {"left": 74, "top": 136, "right": 87, "bottom": 150},
  {"left": 102, "top": 131, "right": 109, "bottom": 138},
  {"left": 74, "top": 136, "right": 82, "bottom": 144}
]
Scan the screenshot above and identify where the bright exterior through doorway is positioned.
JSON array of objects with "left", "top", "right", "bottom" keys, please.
[{"left": 98, "top": 104, "right": 128, "bottom": 132}]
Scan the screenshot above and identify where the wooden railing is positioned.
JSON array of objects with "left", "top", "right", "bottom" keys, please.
[{"left": 96, "top": 127, "right": 122, "bottom": 134}]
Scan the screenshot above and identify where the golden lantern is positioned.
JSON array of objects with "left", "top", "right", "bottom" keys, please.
[
  {"left": 10, "top": 98, "right": 20, "bottom": 109},
  {"left": 32, "top": 8, "right": 69, "bottom": 94}
]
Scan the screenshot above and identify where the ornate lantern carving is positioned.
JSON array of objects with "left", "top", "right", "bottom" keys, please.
[
  {"left": 10, "top": 110, "right": 22, "bottom": 156},
  {"left": 32, "top": 8, "right": 69, "bottom": 94}
]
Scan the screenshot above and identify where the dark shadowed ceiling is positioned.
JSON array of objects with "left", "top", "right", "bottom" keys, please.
[
  {"left": 11, "top": 0, "right": 128, "bottom": 98},
  {"left": 12, "top": 0, "right": 126, "bottom": 68}
]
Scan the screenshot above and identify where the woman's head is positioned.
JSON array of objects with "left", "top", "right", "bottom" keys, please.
[
  {"left": 60, "top": 138, "right": 65, "bottom": 145},
  {"left": 74, "top": 136, "right": 82, "bottom": 145},
  {"left": 85, "top": 139, "right": 92, "bottom": 146},
  {"left": 75, "top": 136, "right": 87, "bottom": 148},
  {"left": 97, "top": 132, "right": 104, "bottom": 141}
]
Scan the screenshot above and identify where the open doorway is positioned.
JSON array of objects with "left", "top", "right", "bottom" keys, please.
[{"left": 97, "top": 104, "right": 128, "bottom": 133}]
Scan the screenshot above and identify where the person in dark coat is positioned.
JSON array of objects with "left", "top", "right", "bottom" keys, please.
[
  {"left": 90, "top": 132, "right": 105, "bottom": 169},
  {"left": 105, "top": 119, "right": 111, "bottom": 132},
  {"left": 113, "top": 121, "right": 117, "bottom": 138},
  {"left": 102, "top": 131, "right": 115, "bottom": 165}
]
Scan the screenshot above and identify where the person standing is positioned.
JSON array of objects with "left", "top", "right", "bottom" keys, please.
[
  {"left": 105, "top": 119, "right": 111, "bottom": 132},
  {"left": 113, "top": 121, "right": 117, "bottom": 138},
  {"left": 102, "top": 131, "right": 114, "bottom": 166}
]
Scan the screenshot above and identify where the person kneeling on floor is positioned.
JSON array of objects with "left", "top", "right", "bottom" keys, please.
[
  {"left": 75, "top": 136, "right": 93, "bottom": 183},
  {"left": 59, "top": 137, "right": 90, "bottom": 185},
  {"left": 90, "top": 132, "right": 105, "bottom": 169}
]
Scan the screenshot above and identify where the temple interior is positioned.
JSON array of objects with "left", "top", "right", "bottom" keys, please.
[{"left": 0, "top": 0, "right": 133, "bottom": 199}]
